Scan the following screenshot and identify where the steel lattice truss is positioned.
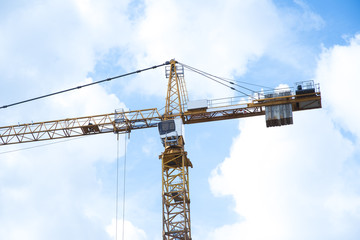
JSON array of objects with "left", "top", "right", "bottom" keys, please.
[
  {"left": 161, "top": 145, "right": 192, "bottom": 240},
  {"left": 0, "top": 92, "right": 321, "bottom": 145},
  {"left": 0, "top": 108, "right": 162, "bottom": 145}
]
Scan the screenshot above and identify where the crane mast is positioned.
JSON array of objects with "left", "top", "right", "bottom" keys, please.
[
  {"left": 160, "top": 60, "right": 192, "bottom": 239},
  {"left": 0, "top": 60, "right": 322, "bottom": 239}
]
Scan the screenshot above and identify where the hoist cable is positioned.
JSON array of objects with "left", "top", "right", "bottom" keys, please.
[
  {"left": 0, "top": 62, "right": 170, "bottom": 110},
  {"left": 116, "top": 134, "right": 120, "bottom": 240},
  {"left": 115, "top": 132, "right": 128, "bottom": 240},
  {"left": 122, "top": 133, "right": 128, "bottom": 240}
]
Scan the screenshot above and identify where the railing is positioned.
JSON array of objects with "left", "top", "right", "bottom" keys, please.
[{"left": 183, "top": 81, "right": 320, "bottom": 113}]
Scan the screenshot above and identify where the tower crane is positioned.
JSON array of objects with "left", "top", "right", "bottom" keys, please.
[{"left": 0, "top": 59, "right": 322, "bottom": 239}]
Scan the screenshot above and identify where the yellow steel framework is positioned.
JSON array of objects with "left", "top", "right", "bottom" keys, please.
[
  {"left": 0, "top": 60, "right": 322, "bottom": 239},
  {"left": 161, "top": 60, "right": 192, "bottom": 239},
  {"left": 164, "top": 60, "right": 188, "bottom": 120},
  {"left": 0, "top": 108, "right": 162, "bottom": 145},
  {"left": 0, "top": 90, "right": 322, "bottom": 145},
  {"left": 160, "top": 136, "right": 192, "bottom": 240}
]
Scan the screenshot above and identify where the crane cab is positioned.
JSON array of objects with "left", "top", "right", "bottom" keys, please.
[{"left": 158, "top": 118, "right": 184, "bottom": 147}]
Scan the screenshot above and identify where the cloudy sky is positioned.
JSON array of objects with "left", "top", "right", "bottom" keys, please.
[{"left": 0, "top": 0, "right": 360, "bottom": 239}]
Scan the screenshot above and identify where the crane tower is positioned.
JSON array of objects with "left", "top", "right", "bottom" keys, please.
[{"left": 160, "top": 61, "right": 192, "bottom": 239}]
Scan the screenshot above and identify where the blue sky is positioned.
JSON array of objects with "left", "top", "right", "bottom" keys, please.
[{"left": 0, "top": 0, "right": 360, "bottom": 239}]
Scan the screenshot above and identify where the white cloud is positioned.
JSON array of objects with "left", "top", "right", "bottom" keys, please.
[
  {"left": 0, "top": 0, "right": 134, "bottom": 93},
  {"left": 0, "top": 1, "right": 136, "bottom": 239},
  {"left": 0, "top": 80, "right": 128, "bottom": 239},
  {"left": 126, "top": 0, "right": 327, "bottom": 102},
  {"left": 293, "top": 0, "right": 325, "bottom": 31},
  {"left": 46, "top": 77, "right": 126, "bottom": 119},
  {"left": 208, "top": 34, "right": 360, "bottom": 239},
  {"left": 0, "top": 136, "right": 116, "bottom": 240},
  {"left": 316, "top": 34, "right": 360, "bottom": 140},
  {"left": 130, "top": 0, "right": 284, "bottom": 99},
  {"left": 106, "top": 218, "right": 147, "bottom": 240}
]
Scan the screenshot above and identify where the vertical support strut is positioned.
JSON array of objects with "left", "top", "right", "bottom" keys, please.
[
  {"left": 165, "top": 60, "right": 188, "bottom": 120},
  {"left": 160, "top": 136, "right": 192, "bottom": 240},
  {"left": 161, "top": 60, "right": 192, "bottom": 239}
]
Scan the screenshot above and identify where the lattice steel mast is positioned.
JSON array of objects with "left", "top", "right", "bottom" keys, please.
[{"left": 160, "top": 60, "right": 192, "bottom": 239}]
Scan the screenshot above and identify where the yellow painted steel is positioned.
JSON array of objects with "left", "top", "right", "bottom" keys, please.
[
  {"left": 164, "top": 59, "right": 188, "bottom": 120},
  {"left": 160, "top": 136, "right": 192, "bottom": 240},
  {"left": 0, "top": 92, "right": 321, "bottom": 145},
  {"left": 162, "top": 60, "right": 193, "bottom": 239},
  {"left": 0, "top": 93, "right": 322, "bottom": 144},
  {"left": 183, "top": 91, "right": 321, "bottom": 124},
  {"left": 0, "top": 108, "right": 162, "bottom": 145}
]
